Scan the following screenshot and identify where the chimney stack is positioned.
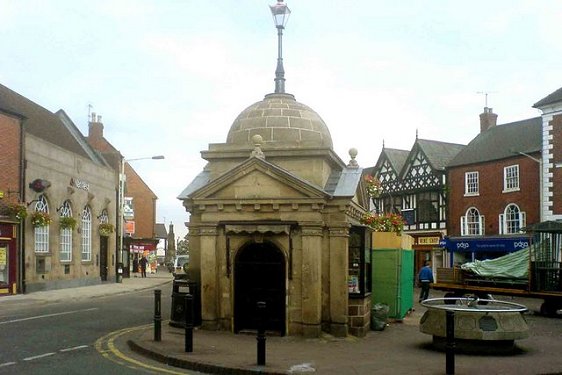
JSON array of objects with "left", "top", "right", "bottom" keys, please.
[
  {"left": 479, "top": 107, "right": 497, "bottom": 133},
  {"left": 88, "top": 112, "right": 104, "bottom": 140}
]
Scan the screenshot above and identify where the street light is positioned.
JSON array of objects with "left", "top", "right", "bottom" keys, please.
[
  {"left": 117, "top": 154, "right": 165, "bottom": 283},
  {"left": 269, "top": 0, "right": 291, "bottom": 94},
  {"left": 514, "top": 150, "right": 543, "bottom": 222}
]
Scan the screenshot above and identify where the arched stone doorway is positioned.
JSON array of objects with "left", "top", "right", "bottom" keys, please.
[{"left": 234, "top": 242, "right": 286, "bottom": 335}]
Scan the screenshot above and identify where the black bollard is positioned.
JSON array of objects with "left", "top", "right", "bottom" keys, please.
[
  {"left": 154, "top": 289, "right": 162, "bottom": 342},
  {"left": 184, "top": 293, "right": 194, "bottom": 353},
  {"left": 445, "top": 310, "right": 455, "bottom": 375},
  {"left": 256, "top": 301, "right": 267, "bottom": 366}
]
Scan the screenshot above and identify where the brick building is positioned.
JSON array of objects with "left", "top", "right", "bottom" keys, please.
[
  {"left": 534, "top": 87, "right": 562, "bottom": 221},
  {"left": 443, "top": 108, "right": 541, "bottom": 266},
  {"left": 86, "top": 115, "right": 160, "bottom": 278}
]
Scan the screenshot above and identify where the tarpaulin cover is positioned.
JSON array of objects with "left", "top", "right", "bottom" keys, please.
[{"left": 460, "top": 246, "right": 530, "bottom": 279}]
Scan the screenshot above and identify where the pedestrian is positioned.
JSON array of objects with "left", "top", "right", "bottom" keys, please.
[
  {"left": 418, "top": 261, "right": 434, "bottom": 302},
  {"left": 140, "top": 255, "right": 148, "bottom": 278},
  {"left": 132, "top": 256, "right": 139, "bottom": 275}
]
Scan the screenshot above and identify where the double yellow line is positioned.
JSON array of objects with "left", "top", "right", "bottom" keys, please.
[{"left": 94, "top": 323, "right": 187, "bottom": 374}]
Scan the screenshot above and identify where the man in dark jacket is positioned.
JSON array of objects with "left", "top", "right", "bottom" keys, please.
[
  {"left": 418, "top": 261, "right": 434, "bottom": 302},
  {"left": 140, "top": 255, "right": 149, "bottom": 278}
]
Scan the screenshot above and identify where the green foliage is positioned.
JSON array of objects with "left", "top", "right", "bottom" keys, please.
[
  {"left": 59, "top": 216, "right": 77, "bottom": 230},
  {"left": 31, "top": 212, "right": 52, "bottom": 227}
]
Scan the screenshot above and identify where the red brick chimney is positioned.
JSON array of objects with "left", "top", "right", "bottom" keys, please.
[
  {"left": 479, "top": 107, "right": 497, "bottom": 133},
  {"left": 87, "top": 112, "right": 105, "bottom": 149}
]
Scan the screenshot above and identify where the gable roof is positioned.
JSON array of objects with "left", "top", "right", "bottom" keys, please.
[
  {"left": 447, "top": 117, "right": 542, "bottom": 167},
  {"left": 534, "top": 87, "right": 562, "bottom": 108},
  {"left": 0, "top": 83, "right": 91, "bottom": 159},
  {"left": 154, "top": 223, "right": 167, "bottom": 239},
  {"left": 415, "top": 139, "right": 465, "bottom": 171},
  {"left": 382, "top": 148, "right": 409, "bottom": 172}
]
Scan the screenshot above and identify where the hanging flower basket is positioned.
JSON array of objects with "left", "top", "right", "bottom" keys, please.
[
  {"left": 7, "top": 203, "right": 28, "bottom": 221},
  {"left": 99, "top": 223, "right": 114, "bottom": 237},
  {"left": 364, "top": 175, "right": 382, "bottom": 198},
  {"left": 31, "top": 212, "right": 52, "bottom": 227},
  {"left": 360, "top": 212, "right": 405, "bottom": 234},
  {"left": 59, "top": 216, "right": 77, "bottom": 230}
]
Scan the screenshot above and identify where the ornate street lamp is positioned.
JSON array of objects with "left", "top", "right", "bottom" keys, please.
[
  {"left": 117, "top": 155, "right": 165, "bottom": 282},
  {"left": 269, "top": 0, "right": 291, "bottom": 94}
]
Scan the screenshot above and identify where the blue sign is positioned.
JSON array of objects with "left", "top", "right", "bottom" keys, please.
[{"left": 440, "top": 236, "right": 530, "bottom": 253}]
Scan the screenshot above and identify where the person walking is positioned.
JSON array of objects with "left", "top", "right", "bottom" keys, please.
[
  {"left": 418, "top": 261, "right": 434, "bottom": 302},
  {"left": 140, "top": 255, "right": 148, "bottom": 278}
]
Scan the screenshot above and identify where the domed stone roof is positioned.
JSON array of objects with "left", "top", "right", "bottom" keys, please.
[{"left": 226, "top": 93, "right": 333, "bottom": 149}]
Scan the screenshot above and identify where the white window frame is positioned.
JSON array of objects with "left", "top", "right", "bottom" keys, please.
[
  {"left": 503, "top": 164, "right": 520, "bottom": 192},
  {"left": 464, "top": 171, "right": 479, "bottom": 196},
  {"left": 81, "top": 206, "right": 92, "bottom": 262},
  {"left": 59, "top": 200, "right": 73, "bottom": 262},
  {"left": 34, "top": 195, "right": 50, "bottom": 253},
  {"left": 499, "top": 204, "right": 526, "bottom": 234},
  {"left": 461, "top": 207, "right": 485, "bottom": 236}
]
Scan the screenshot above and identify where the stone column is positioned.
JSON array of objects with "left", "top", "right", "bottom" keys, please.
[
  {"left": 199, "top": 224, "right": 219, "bottom": 330},
  {"left": 329, "top": 225, "right": 349, "bottom": 337},
  {"left": 301, "top": 224, "right": 323, "bottom": 337}
]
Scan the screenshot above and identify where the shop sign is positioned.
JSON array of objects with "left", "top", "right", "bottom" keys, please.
[
  {"left": 417, "top": 236, "right": 440, "bottom": 245},
  {"left": 125, "top": 221, "right": 135, "bottom": 235},
  {"left": 124, "top": 197, "right": 134, "bottom": 219},
  {"left": 70, "top": 178, "right": 89, "bottom": 191}
]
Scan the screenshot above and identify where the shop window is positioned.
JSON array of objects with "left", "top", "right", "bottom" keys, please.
[{"left": 348, "top": 226, "right": 371, "bottom": 296}]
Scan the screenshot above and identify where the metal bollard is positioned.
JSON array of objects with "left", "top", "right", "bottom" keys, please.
[
  {"left": 256, "top": 301, "right": 266, "bottom": 366},
  {"left": 184, "top": 293, "right": 194, "bottom": 353},
  {"left": 446, "top": 310, "right": 455, "bottom": 375},
  {"left": 154, "top": 289, "right": 162, "bottom": 342}
]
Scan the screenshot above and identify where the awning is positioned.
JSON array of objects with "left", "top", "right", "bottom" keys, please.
[{"left": 439, "top": 236, "right": 530, "bottom": 253}]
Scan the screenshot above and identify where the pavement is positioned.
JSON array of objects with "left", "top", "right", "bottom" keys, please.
[{"left": 2, "top": 273, "right": 562, "bottom": 374}]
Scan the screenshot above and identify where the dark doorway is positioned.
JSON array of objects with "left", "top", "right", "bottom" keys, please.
[
  {"left": 234, "top": 242, "right": 285, "bottom": 335},
  {"left": 100, "top": 236, "right": 108, "bottom": 281}
]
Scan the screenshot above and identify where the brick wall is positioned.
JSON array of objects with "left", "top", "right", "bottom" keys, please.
[
  {"left": 447, "top": 155, "right": 540, "bottom": 236},
  {"left": 0, "top": 113, "right": 22, "bottom": 204},
  {"left": 124, "top": 163, "right": 156, "bottom": 238}
]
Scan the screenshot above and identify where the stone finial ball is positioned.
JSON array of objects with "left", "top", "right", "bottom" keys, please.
[
  {"left": 349, "top": 148, "right": 358, "bottom": 158},
  {"left": 252, "top": 134, "right": 263, "bottom": 145}
]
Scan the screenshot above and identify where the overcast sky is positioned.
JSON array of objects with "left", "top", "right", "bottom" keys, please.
[{"left": 1, "top": 0, "right": 561, "bottom": 241}]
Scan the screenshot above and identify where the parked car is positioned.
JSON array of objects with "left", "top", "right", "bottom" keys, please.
[{"left": 173, "top": 255, "right": 189, "bottom": 277}]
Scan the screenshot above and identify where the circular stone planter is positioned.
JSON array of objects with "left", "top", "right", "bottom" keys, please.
[{"left": 419, "top": 297, "right": 529, "bottom": 354}]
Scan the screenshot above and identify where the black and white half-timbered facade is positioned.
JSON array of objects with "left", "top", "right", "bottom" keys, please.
[{"left": 367, "top": 139, "right": 464, "bottom": 274}]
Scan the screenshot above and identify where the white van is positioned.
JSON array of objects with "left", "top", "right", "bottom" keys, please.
[{"left": 173, "top": 255, "right": 189, "bottom": 277}]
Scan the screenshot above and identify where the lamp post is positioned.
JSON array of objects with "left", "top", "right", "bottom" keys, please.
[
  {"left": 269, "top": 0, "right": 291, "bottom": 94},
  {"left": 117, "top": 155, "right": 165, "bottom": 283}
]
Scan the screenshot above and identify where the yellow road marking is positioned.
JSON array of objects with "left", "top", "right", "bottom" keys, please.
[{"left": 95, "top": 323, "right": 189, "bottom": 375}]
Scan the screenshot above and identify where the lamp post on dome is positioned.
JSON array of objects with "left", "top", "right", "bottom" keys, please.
[
  {"left": 269, "top": 0, "right": 291, "bottom": 94},
  {"left": 116, "top": 154, "right": 165, "bottom": 283}
]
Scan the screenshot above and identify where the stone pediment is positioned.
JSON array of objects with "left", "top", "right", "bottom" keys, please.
[{"left": 190, "top": 157, "right": 330, "bottom": 201}]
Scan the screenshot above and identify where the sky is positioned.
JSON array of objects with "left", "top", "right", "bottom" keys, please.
[{"left": 1, "top": 0, "right": 561, "bottom": 242}]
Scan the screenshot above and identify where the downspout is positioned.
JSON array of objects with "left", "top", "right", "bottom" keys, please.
[{"left": 19, "top": 117, "right": 26, "bottom": 294}]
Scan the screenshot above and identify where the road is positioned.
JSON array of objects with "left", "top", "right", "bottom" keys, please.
[{"left": 0, "top": 284, "right": 195, "bottom": 374}]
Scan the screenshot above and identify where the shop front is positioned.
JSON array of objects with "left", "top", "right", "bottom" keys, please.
[
  {"left": 0, "top": 222, "right": 19, "bottom": 296},
  {"left": 128, "top": 239, "right": 158, "bottom": 275},
  {"left": 439, "top": 236, "right": 531, "bottom": 266}
]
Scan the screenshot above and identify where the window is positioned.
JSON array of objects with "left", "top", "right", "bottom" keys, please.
[
  {"left": 81, "top": 206, "right": 92, "bottom": 261},
  {"left": 59, "top": 200, "right": 72, "bottom": 262},
  {"left": 461, "top": 207, "right": 485, "bottom": 235},
  {"left": 503, "top": 165, "right": 520, "bottom": 192},
  {"left": 417, "top": 191, "right": 439, "bottom": 223},
  {"left": 348, "top": 226, "right": 371, "bottom": 296},
  {"left": 464, "top": 171, "right": 479, "bottom": 195},
  {"left": 499, "top": 204, "right": 526, "bottom": 234},
  {"left": 34, "top": 195, "right": 50, "bottom": 253}
]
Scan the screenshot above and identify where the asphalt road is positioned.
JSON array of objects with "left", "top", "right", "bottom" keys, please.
[{"left": 0, "top": 287, "right": 189, "bottom": 374}]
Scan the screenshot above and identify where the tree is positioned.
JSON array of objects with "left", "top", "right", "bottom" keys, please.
[{"left": 176, "top": 237, "right": 189, "bottom": 255}]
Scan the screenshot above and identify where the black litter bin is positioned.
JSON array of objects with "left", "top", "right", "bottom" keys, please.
[{"left": 169, "top": 277, "right": 202, "bottom": 328}]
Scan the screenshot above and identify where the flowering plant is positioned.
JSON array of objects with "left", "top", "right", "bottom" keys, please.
[
  {"left": 59, "top": 216, "right": 77, "bottom": 230},
  {"left": 361, "top": 212, "right": 405, "bottom": 234},
  {"left": 99, "top": 223, "right": 114, "bottom": 237},
  {"left": 7, "top": 203, "right": 28, "bottom": 221},
  {"left": 364, "top": 175, "right": 382, "bottom": 198},
  {"left": 31, "top": 211, "right": 52, "bottom": 227}
]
